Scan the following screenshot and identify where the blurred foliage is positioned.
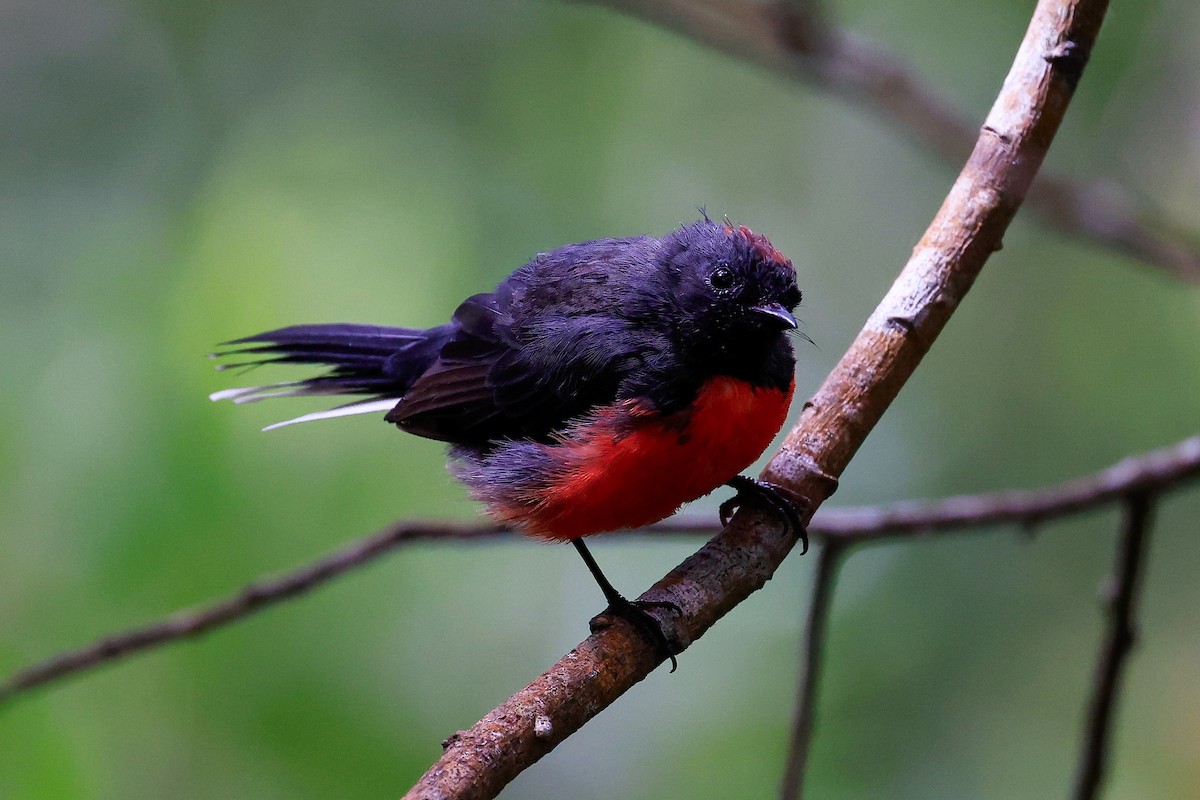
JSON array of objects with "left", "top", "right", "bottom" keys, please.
[{"left": 2, "top": 0, "right": 1199, "bottom": 798}]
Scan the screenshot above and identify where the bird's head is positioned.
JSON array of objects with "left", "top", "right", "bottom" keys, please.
[{"left": 658, "top": 217, "right": 802, "bottom": 364}]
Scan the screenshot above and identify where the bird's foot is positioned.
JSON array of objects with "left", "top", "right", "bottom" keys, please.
[
  {"left": 591, "top": 594, "right": 684, "bottom": 673},
  {"left": 720, "top": 475, "right": 809, "bottom": 554}
]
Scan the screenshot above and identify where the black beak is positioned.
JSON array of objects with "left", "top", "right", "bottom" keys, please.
[{"left": 750, "top": 301, "right": 798, "bottom": 330}]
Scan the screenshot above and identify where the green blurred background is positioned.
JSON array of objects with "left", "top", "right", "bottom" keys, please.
[{"left": 2, "top": 0, "right": 1198, "bottom": 797}]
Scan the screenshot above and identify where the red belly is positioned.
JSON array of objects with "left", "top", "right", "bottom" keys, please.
[{"left": 496, "top": 376, "right": 795, "bottom": 540}]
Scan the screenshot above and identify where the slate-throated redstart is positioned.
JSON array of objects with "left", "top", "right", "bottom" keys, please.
[{"left": 211, "top": 216, "right": 806, "bottom": 668}]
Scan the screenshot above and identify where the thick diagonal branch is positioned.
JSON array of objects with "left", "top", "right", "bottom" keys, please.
[{"left": 405, "top": 2, "right": 1111, "bottom": 797}]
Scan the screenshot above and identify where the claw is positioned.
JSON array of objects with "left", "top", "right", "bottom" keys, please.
[
  {"left": 593, "top": 597, "right": 684, "bottom": 672},
  {"left": 572, "top": 538, "right": 684, "bottom": 672},
  {"left": 720, "top": 476, "right": 809, "bottom": 554}
]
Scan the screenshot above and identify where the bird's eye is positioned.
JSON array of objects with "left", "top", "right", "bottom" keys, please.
[{"left": 709, "top": 266, "right": 736, "bottom": 291}]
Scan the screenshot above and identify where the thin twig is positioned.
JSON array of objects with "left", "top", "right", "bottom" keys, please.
[
  {"left": 779, "top": 541, "right": 845, "bottom": 800},
  {"left": 407, "top": 3, "right": 1110, "bottom": 796},
  {"left": 4, "top": 435, "right": 1194, "bottom": 709},
  {"left": 820, "top": 436, "right": 1200, "bottom": 544},
  {"left": 1071, "top": 491, "right": 1156, "bottom": 800},
  {"left": 0, "top": 520, "right": 509, "bottom": 705},
  {"left": 590, "top": 0, "right": 1200, "bottom": 282}
]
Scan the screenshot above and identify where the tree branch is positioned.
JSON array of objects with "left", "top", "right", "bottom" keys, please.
[
  {"left": 1071, "top": 491, "right": 1155, "bottom": 800},
  {"left": 779, "top": 541, "right": 845, "bottom": 800},
  {"left": 405, "top": 3, "right": 1110, "bottom": 796},
  {"left": 589, "top": 0, "right": 1200, "bottom": 282},
  {"left": 4, "top": 434, "right": 1193, "bottom": 710},
  {"left": 820, "top": 435, "right": 1200, "bottom": 544},
  {"left": 0, "top": 521, "right": 504, "bottom": 706}
]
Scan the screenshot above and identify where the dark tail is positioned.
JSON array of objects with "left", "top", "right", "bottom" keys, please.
[{"left": 210, "top": 323, "right": 451, "bottom": 429}]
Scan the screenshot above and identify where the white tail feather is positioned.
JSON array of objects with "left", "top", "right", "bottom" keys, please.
[
  {"left": 209, "top": 386, "right": 266, "bottom": 402},
  {"left": 261, "top": 398, "right": 399, "bottom": 431},
  {"left": 211, "top": 382, "right": 337, "bottom": 404},
  {"left": 233, "top": 388, "right": 304, "bottom": 404}
]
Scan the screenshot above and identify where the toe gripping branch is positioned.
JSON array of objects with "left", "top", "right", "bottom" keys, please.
[
  {"left": 572, "top": 539, "right": 684, "bottom": 672},
  {"left": 570, "top": 476, "right": 808, "bottom": 674},
  {"left": 720, "top": 475, "right": 810, "bottom": 554}
]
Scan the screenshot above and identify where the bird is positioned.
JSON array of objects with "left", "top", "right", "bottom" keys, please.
[{"left": 211, "top": 216, "right": 807, "bottom": 669}]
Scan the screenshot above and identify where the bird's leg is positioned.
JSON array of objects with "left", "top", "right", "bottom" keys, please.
[
  {"left": 719, "top": 475, "right": 809, "bottom": 554},
  {"left": 571, "top": 538, "right": 682, "bottom": 672}
]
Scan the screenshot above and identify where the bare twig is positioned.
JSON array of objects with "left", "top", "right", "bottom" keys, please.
[
  {"left": 406, "top": 3, "right": 1109, "bottom": 796},
  {"left": 820, "top": 435, "right": 1200, "bottom": 544},
  {"left": 590, "top": 0, "right": 1200, "bottom": 282},
  {"left": 0, "top": 520, "right": 508, "bottom": 705},
  {"left": 780, "top": 541, "right": 845, "bottom": 800},
  {"left": 4, "top": 435, "right": 1194, "bottom": 710},
  {"left": 1071, "top": 491, "right": 1155, "bottom": 800}
]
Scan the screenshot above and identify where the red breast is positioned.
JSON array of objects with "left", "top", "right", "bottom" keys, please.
[{"left": 489, "top": 375, "right": 796, "bottom": 540}]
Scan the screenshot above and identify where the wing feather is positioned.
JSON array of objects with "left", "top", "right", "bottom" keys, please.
[{"left": 384, "top": 284, "right": 639, "bottom": 444}]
